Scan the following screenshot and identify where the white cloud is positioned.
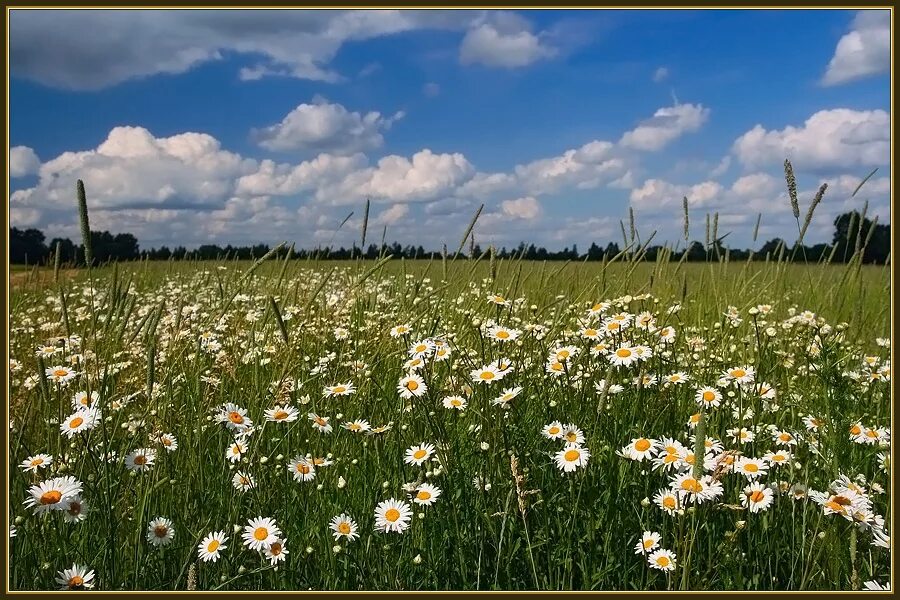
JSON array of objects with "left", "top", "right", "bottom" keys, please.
[
  {"left": 709, "top": 156, "right": 731, "bottom": 178},
  {"left": 11, "top": 126, "right": 257, "bottom": 213},
  {"left": 9, "top": 145, "right": 40, "bottom": 177},
  {"left": 822, "top": 10, "right": 890, "bottom": 86},
  {"left": 376, "top": 203, "right": 410, "bottom": 225},
  {"left": 732, "top": 108, "right": 890, "bottom": 171},
  {"left": 459, "top": 12, "right": 556, "bottom": 68},
  {"left": 514, "top": 140, "right": 626, "bottom": 194},
  {"left": 652, "top": 66, "right": 669, "bottom": 83},
  {"left": 630, "top": 178, "right": 724, "bottom": 210},
  {"left": 9, "top": 9, "right": 474, "bottom": 89},
  {"left": 423, "top": 82, "right": 441, "bottom": 97},
  {"left": 253, "top": 98, "right": 403, "bottom": 154},
  {"left": 501, "top": 196, "right": 541, "bottom": 220},
  {"left": 620, "top": 103, "right": 710, "bottom": 152}
]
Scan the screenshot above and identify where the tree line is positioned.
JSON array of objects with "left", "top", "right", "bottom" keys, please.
[{"left": 9, "top": 210, "right": 890, "bottom": 266}]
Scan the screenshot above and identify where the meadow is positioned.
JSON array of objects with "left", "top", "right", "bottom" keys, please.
[{"left": 7, "top": 248, "right": 891, "bottom": 590}]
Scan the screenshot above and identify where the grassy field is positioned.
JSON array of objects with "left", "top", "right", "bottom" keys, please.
[{"left": 7, "top": 254, "right": 891, "bottom": 590}]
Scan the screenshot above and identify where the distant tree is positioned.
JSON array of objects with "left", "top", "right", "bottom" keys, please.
[{"left": 10, "top": 228, "right": 49, "bottom": 264}]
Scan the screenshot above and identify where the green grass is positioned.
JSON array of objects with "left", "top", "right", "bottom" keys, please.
[{"left": 7, "top": 255, "right": 891, "bottom": 590}]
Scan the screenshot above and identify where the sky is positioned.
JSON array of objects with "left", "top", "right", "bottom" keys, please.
[{"left": 7, "top": 9, "right": 892, "bottom": 252}]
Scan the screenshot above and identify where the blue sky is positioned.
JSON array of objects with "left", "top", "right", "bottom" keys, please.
[{"left": 8, "top": 9, "right": 891, "bottom": 250}]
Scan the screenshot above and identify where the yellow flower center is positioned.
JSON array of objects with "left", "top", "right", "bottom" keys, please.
[
  {"left": 385, "top": 508, "right": 400, "bottom": 522},
  {"left": 54, "top": 369, "right": 69, "bottom": 377},
  {"left": 338, "top": 522, "right": 351, "bottom": 534},
  {"left": 31, "top": 458, "right": 43, "bottom": 466},
  {"left": 416, "top": 490, "right": 432, "bottom": 501},
  {"left": 496, "top": 331, "right": 509, "bottom": 339},
  {"left": 702, "top": 391, "right": 716, "bottom": 402},
  {"left": 680, "top": 478, "right": 703, "bottom": 493},
  {"left": 635, "top": 439, "right": 651, "bottom": 452},
  {"left": 564, "top": 450, "right": 580, "bottom": 462},
  {"left": 40, "top": 490, "right": 62, "bottom": 505},
  {"left": 413, "top": 449, "right": 427, "bottom": 460},
  {"left": 731, "top": 369, "right": 746, "bottom": 378},
  {"left": 415, "top": 345, "right": 427, "bottom": 352},
  {"left": 749, "top": 490, "right": 766, "bottom": 503},
  {"left": 154, "top": 525, "right": 169, "bottom": 538},
  {"left": 451, "top": 399, "right": 462, "bottom": 407},
  {"left": 656, "top": 556, "right": 670, "bottom": 568},
  {"left": 779, "top": 433, "right": 792, "bottom": 442},
  {"left": 333, "top": 386, "right": 346, "bottom": 394},
  {"left": 406, "top": 380, "right": 419, "bottom": 391},
  {"left": 228, "top": 411, "right": 244, "bottom": 424},
  {"left": 565, "top": 432, "right": 578, "bottom": 442},
  {"left": 585, "top": 329, "right": 597, "bottom": 336},
  {"left": 274, "top": 411, "right": 288, "bottom": 420},
  {"left": 207, "top": 540, "right": 220, "bottom": 552},
  {"left": 663, "top": 497, "right": 676, "bottom": 509},
  {"left": 643, "top": 539, "right": 654, "bottom": 549},
  {"left": 133, "top": 455, "right": 147, "bottom": 465},
  {"left": 616, "top": 348, "right": 631, "bottom": 358},
  {"left": 254, "top": 527, "right": 269, "bottom": 541},
  {"left": 480, "top": 371, "right": 495, "bottom": 380},
  {"left": 68, "top": 576, "right": 84, "bottom": 588},
  {"left": 269, "top": 542, "right": 282, "bottom": 555},
  {"left": 744, "top": 463, "right": 759, "bottom": 473},
  {"left": 69, "top": 417, "right": 84, "bottom": 428},
  {"left": 548, "top": 426, "right": 560, "bottom": 435},
  {"left": 296, "top": 463, "right": 311, "bottom": 474}
]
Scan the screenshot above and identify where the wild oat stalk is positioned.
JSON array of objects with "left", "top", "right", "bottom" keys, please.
[
  {"left": 361, "top": 197, "right": 371, "bottom": 249},
  {"left": 797, "top": 183, "right": 827, "bottom": 246},
  {"left": 682, "top": 196, "right": 690, "bottom": 242},
  {"left": 784, "top": 159, "right": 799, "bottom": 220},
  {"left": 453, "top": 204, "right": 483, "bottom": 261},
  {"left": 269, "top": 296, "right": 290, "bottom": 345},
  {"left": 77, "top": 180, "right": 93, "bottom": 268}
]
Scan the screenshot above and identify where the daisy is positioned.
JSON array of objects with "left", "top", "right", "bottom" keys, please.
[
  {"left": 20, "top": 453, "right": 53, "bottom": 473},
  {"left": 541, "top": 421, "right": 564, "bottom": 440},
  {"left": 434, "top": 345, "right": 452, "bottom": 362},
  {"left": 408, "top": 339, "right": 436, "bottom": 358},
  {"left": 734, "top": 457, "right": 769, "bottom": 480},
  {"left": 634, "top": 531, "right": 661, "bottom": 554},
  {"left": 288, "top": 456, "right": 316, "bottom": 482},
  {"left": 772, "top": 430, "right": 797, "bottom": 446},
  {"left": 227, "top": 440, "right": 247, "bottom": 463},
  {"left": 579, "top": 326, "right": 600, "bottom": 340},
  {"left": 242, "top": 517, "right": 282, "bottom": 552},
  {"left": 264, "top": 538, "right": 289, "bottom": 564},
  {"left": 471, "top": 364, "right": 501, "bottom": 384},
  {"left": 622, "top": 437, "right": 657, "bottom": 462},
  {"left": 694, "top": 387, "right": 722, "bottom": 408},
  {"left": 755, "top": 382, "right": 776, "bottom": 399},
  {"left": 404, "top": 357, "right": 426, "bottom": 371},
  {"left": 412, "top": 483, "right": 442, "bottom": 506},
  {"left": 609, "top": 345, "right": 639, "bottom": 367},
  {"left": 741, "top": 482, "right": 774, "bottom": 513},
  {"left": 374, "top": 498, "right": 413, "bottom": 533},
  {"left": 487, "top": 293, "right": 511, "bottom": 307},
  {"left": 727, "top": 427, "right": 755, "bottom": 444},
  {"left": 215, "top": 403, "right": 253, "bottom": 433},
  {"left": 147, "top": 517, "right": 175, "bottom": 547},
  {"left": 397, "top": 373, "right": 427, "bottom": 399},
  {"left": 587, "top": 302, "right": 609, "bottom": 317},
  {"left": 552, "top": 346, "right": 579, "bottom": 363},
  {"left": 71, "top": 390, "right": 99, "bottom": 409},
  {"left": 389, "top": 324, "right": 412, "bottom": 338},
  {"left": 724, "top": 366, "right": 755, "bottom": 384},
  {"left": 37, "top": 344, "right": 62, "bottom": 358},
  {"left": 232, "top": 471, "right": 256, "bottom": 492},
  {"left": 655, "top": 326, "right": 676, "bottom": 343},
  {"left": 561, "top": 424, "right": 585, "bottom": 446},
  {"left": 442, "top": 395, "right": 467, "bottom": 410},
  {"left": 55, "top": 564, "right": 95, "bottom": 590},
  {"left": 265, "top": 405, "right": 299, "bottom": 423},
  {"left": 63, "top": 496, "right": 89, "bottom": 524},
  {"left": 665, "top": 372, "right": 689, "bottom": 386},
  {"left": 404, "top": 443, "right": 435, "bottom": 466},
  {"left": 330, "top": 513, "right": 360, "bottom": 542},
  {"left": 25, "top": 476, "right": 82, "bottom": 514},
  {"left": 554, "top": 443, "right": 590, "bottom": 473},
  {"left": 156, "top": 433, "right": 178, "bottom": 452},
  {"left": 60, "top": 408, "right": 99, "bottom": 438},
  {"left": 198, "top": 531, "right": 228, "bottom": 562},
  {"left": 308, "top": 413, "right": 332, "bottom": 434},
  {"left": 492, "top": 386, "right": 522, "bottom": 407},
  {"left": 670, "top": 473, "right": 723, "bottom": 504},
  {"left": 125, "top": 448, "right": 156, "bottom": 472},
  {"left": 324, "top": 382, "right": 356, "bottom": 398},
  {"left": 648, "top": 549, "right": 677, "bottom": 572},
  {"left": 545, "top": 360, "right": 566, "bottom": 376},
  {"left": 654, "top": 489, "right": 681, "bottom": 515},
  {"left": 342, "top": 419, "right": 371, "bottom": 433},
  {"left": 46, "top": 365, "right": 78, "bottom": 384}
]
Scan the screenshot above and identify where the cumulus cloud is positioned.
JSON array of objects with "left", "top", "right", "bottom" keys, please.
[
  {"left": 9, "top": 9, "right": 473, "bottom": 89},
  {"left": 9, "top": 145, "right": 40, "bottom": 177},
  {"left": 252, "top": 98, "right": 403, "bottom": 154},
  {"left": 459, "top": 12, "right": 556, "bottom": 68},
  {"left": 619, "top": 103, "right": 710, "bottom": 151},
  {"left": 822, "top": 10, "right": 890, "bottom": 86},
  {"left": 501, "top": 196, "right": 541, "bottom": 219},
  {"left": 514, "top": 140, "right": 627, "bottom": 195},
  {"left": 732, "top": 108, "right": 890, "bottom": 171}
]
